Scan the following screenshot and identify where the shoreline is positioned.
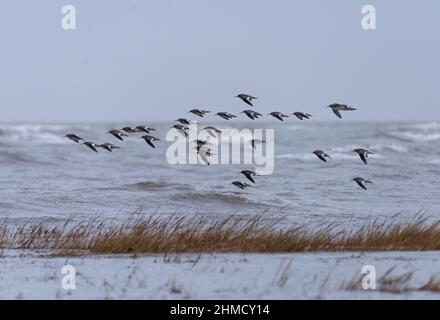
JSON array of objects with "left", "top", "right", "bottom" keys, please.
[{"left": 1, "top": 250, "right": 440, "bottom": 299}]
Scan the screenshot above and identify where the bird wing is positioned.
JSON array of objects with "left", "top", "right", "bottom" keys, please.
[
  {"left": 356, "top": 180, "right": 367, "bottom": 190},
  {"left": 206, "top": 129, "right": 217, "bottom": 138},
  {"left": 145, "top": 139, "right": 156, "bottom": 148},
  {"left": 244, "top": 173, "right": 256, "bottom": 183},
  {"left": 359, "top": 153, "right": 368, "bottom": 165},
  {"left": 110, "top": 132, "right": 124, "bottom": 141},
  {"left": 199, "top": 153, "right": 210, "bottom": 165},
  {"left": 102, "top": 145, "right": 112, "bottom": 152},
  {"left": 86, "top": 144, "right": 98, "bottom": 152},
  {"left": 332, "top": 109, "right": 342, "bottom": 119},
  {"left": 241, "top": 97, "right": 253, "bottom": 107},
  {"left": 317, "top": 154, "right": 327, "bottom": 162}
]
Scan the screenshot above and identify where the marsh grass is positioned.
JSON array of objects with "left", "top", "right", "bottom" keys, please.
[
  {"left": 2, "top": 215, "right": 440, "bottom": 255},
  {"left": 342, "top": 266, "right": 440, "bottom": 293}
]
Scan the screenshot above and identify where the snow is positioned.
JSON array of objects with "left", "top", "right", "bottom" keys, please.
[{"left": 0, "top": 250, "right": 439, "bottom": 299}]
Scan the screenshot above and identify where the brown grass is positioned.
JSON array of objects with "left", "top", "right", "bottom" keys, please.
[
  {"left": 1, "top": 215, "right": 440, "bottom": 255},
  {"left": 342, "top": 266, "right": 440, "bottom": 293}
]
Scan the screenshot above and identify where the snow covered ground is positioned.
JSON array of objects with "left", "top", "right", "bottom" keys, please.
[{"left": 0, "top": 250, "right": 439, "bottom": 299}]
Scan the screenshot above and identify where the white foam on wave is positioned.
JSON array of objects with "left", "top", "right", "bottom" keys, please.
[
  {"left": 387, "top": 131, "right": 440, "bottom": 142},
  {"left": 411, "top": 122, "right": 440, "bottom": 131},
  {"left": 0, "top": 124, "right": 91, "bottom": 145}
]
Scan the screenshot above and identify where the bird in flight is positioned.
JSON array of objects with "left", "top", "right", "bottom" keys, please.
[
  {"left": 65, "top": 134, "right": 84, "bottom": 144},
  {"left": 216, "top": 112, "right": 237, "bottom": 120},
  {"left": 136, "top": 125, "right": 156, "bottom": 133},
  {"left": 83, "top": 141, "right": 100, "bottom": 153},
  {"left": 140, "top": 135, "right": 160, "bottom": 148},
  {"left": 240, "top": 170, "right": 258, "bottom": 183},
  {"left": 232, "top": 181, "right": 252, "bottom": 190},
  {"left": 353, "top": 148, "right": 373, "bottom": 165},
  {"left": 175, "top": 118, "right": 191, "bottom": 125},
  {"left": 327, "top": 103, "right": 357, "bottom": 119},
  {"left": 202, "top": 126, "right": 221, "bottom": 138},
  {"left": 121, "top": 127, "right": 139, "bottom": 134},
  {"left": 353, "top": 177, "right": 373, "bottom": 190},
  {"left": 235, "top": 94, "right": 258, "bottom": 107},
  {"left": 292, "top": 112, "right": 312, "bottom": 120},
  {"left": 196, "top": 145, "right": 214, "bottom": 165},
  {"left": 312, "top": 150, "right": 331, "bottom": 162},
  {"left": 189, "top": 109, "right": 210, "bottom": 117},
  {"left": 241, "top": 110, "right": 263, "bottom": 120},
  {"left": 108, "top": 129, "right": 129, "bottom": 141},
  {"left": 170, "top": 124, "right": 189, "bottom": 137},
  {"left": 250, "top": 139, "right": 265, "bottom": 149},
  {"left": 99, "top": 143, "right": 120, "bottom": 152},
  {"left": 269, "top": 112, "right": 289, "bottom": 121}
]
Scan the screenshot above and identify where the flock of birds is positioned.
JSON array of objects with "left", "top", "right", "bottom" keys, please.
[{"left": 65, "top": 93, "right": 373, "bottom": 191}]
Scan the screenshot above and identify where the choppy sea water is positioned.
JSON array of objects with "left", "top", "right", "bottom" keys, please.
[{"left": 0, "top": 121, "right": 439, "bottom": 226}]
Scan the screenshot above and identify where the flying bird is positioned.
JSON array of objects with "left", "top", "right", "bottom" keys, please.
[
  {"left": 136, "top": 125, "right": 156, "bottom": 133},
  {"left": 269, "top": 112, "right": 289, "bottom": 121},
  {"left": 189, "top": 109, "right": 210, "bottom": 117},
  {"left": 327, "top": 103, "right": 357, "bottom": 119},
  {"left": 175, "top": 118, "right": 191, "bottom": 125},
  {"left": 196, "top": 145, "right": 214, "bottom": 165},
  {"left": 240, "top": 170, "right": 258, "bottom": 183},
  {"left": 193, "top": 139, "right": 210, "bottom": 147},
  {"left": 108, "top": 130, "right": 129, "bottom": 141},
  {"left": 312, "top": 150, "right": 331, "bottom": 162},
  {"left": 65, "top": 134, "right": 84, "bottom": 143},
  {"left": 216, "top": 112, "right": 237, "bottom": 120},
  {"left": 235, "top": 94, "right": 258, "bottom": 107},
  {"left": 202, "top": 126, "right": 221, "bottom": 138},
  {"left": 250, "top": 139, "right": 265, "bottom": 149},
  {"left": 170, "top": 124, "right": 189, "bottom": 137},
  {"left": 99, "top": 143, "right": 120, "bottom": 152},
  {"left": 140, "top": 135, "right": 160, "bottom": 148},
  {"left": 83, "top": 141, "right": 99, "bottom": 153},
  {"left": 292, "top": 112, "right": 312, "bottom": 120},
  {"left": 121, "top": 127, "right": 139, "bottom": 134},
  {"left": 353, "top": 148, "right": 373, "bottom": 165},
  {"left": 353, "top": 177, "right": 373, "bottom": 190},
  {"left": 241, "top": 110, "right": 263, "bottom": 120},
  {"left": 232, "top": 181, "right": 252, "bottom": 190}
]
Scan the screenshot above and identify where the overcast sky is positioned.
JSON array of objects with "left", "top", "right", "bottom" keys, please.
[{"left": 0, "top": 1, "right": 439, "bottom": 122}]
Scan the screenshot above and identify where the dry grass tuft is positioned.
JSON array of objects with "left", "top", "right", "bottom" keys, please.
[
  {"left": 342, "top": 267, "right": 440, "bottom": 293},
  {"left": 418, "top": 276, "right": 440, "bottom": 292},
  {"left": 2, "top": 215, "right": 440, "bottom": 255}
]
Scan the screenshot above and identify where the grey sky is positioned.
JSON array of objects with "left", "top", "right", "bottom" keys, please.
[{"left": 0, "top": 1, "right": 439, "bottom": 122}]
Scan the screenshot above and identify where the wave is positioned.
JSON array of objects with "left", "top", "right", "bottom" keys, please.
[
  {"left": 0, "top": 124, "right": 91, "bottom": 145},
  {"left": 172, "top": 191, "right": 262, "bottom": 206},
  {"left": 382, "top": 130, "right": 440, "bottom": 142},
  {"left": 126, "top": 181, "right": 191, "bottom": 191},
  {"left": 411, "top": 122, "right": 440, "bottom": 131},
  {"left": 378, "top": 122, "right": 440, "bottom": 143},
  {"left": 0, "top": 150, "right": 34, "bottom": 163}
]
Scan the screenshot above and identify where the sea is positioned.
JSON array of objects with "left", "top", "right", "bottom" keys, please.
[{"left": 1, "top": 120, "right": 439, "bottom": 227}]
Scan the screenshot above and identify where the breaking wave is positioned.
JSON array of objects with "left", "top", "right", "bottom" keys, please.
[
  {"left": 378, "top": 122, "right": 440, "bottom": 142},
  {"left": 0, "top": 124, "right": 91, "bottom": 145}
]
